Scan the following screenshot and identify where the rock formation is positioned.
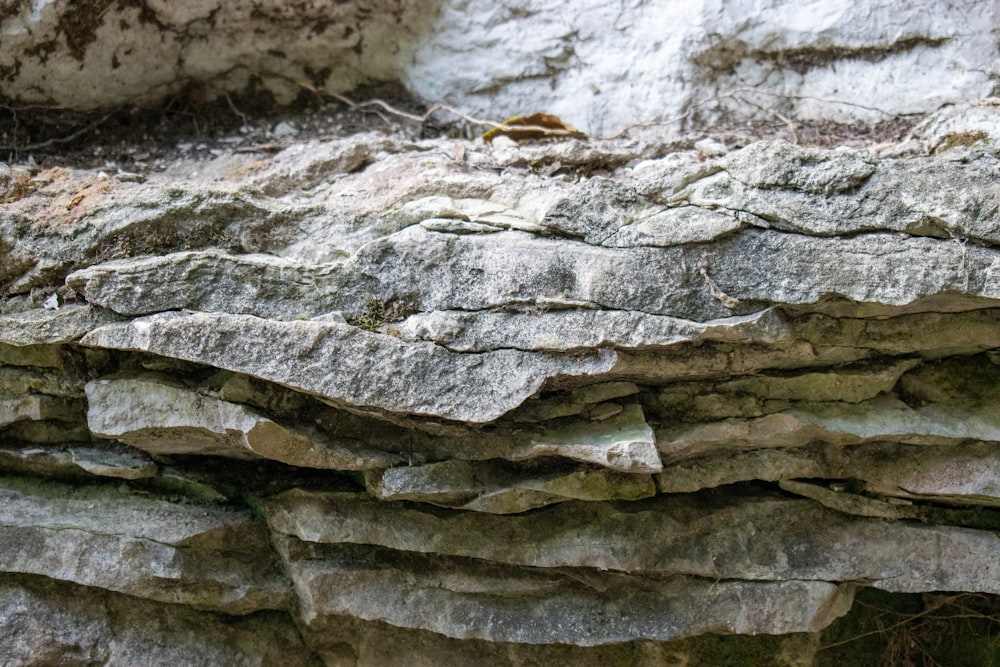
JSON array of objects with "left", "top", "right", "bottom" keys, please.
[{"left": 3, "top": 1, "right": 1000, "bottom": 665}]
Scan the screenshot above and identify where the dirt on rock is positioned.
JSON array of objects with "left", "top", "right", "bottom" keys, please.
[{"left": 1, "top": 81, "right": 925, "bottom": 175}]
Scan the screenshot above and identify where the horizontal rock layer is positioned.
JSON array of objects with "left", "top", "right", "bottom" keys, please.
[{"left": 3, "top": 102, "right": 1000, "bottom": 664}]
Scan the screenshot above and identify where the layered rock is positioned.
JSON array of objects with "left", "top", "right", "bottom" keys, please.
[{"left": 3, "top": 98, "right": 1000, "bottom": 664}]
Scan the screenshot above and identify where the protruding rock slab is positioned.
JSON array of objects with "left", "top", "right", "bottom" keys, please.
[
  {"left": 680, "top": 141, "right": 1000, "bottom": 244},
  {"left": 0, "top": 443, "right": 157, "bottom": 481},
  {"left": 369, "top": 459, "right": 656, "bottom": 513},
  {"left": 266, "top": 490, "right": 1000, "bottom": 594},
  {"left": 657, "top": 442, "right": 1000, "bottom": 506},
  {"left": 506, "top": 403, "right": 661, "bottom": 473},
  {"left": 301, "top": 613, "right": 820, "bottom": 667},
  {"left": 80, "top": 311, "right": 618, "bottom": 423},
  {"left": 85, "top": 373, "right": 402, "bottom": 469},
  {"left": 658, "top": 395, "right": 1000, "bottom": 459},
  {"left": 0, "top": 575, "right": 319, "bottom": 667},
  {"left": 0, "top": 477, "right": 291, "bottom": 614},
  {"left": 395, "top": 307, "right": 790, "bottom": 352},
  {"left": 0, "top": 304, "right": 125, "bottom": 345},
  {"left": 66, "top": 251, "right": 342, "bottom": 320},
  {"left": 277, "top": 538, "right": 853, "bottom": 646},
  {"left": 399, "top": 402, "right": 662, "bottom": 474},
  {"left": 338, "top": 225, "right": 1000, "bottom": 322}
]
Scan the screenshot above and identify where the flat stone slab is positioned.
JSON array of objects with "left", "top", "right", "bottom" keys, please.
[
  {"left": 277, "top": 536, "right": 853, "bottom": 646},
  {"left": 369, "top": 459, "right": 656, "bottom": 513},
  {"left": 0, "top": 477, "right": 291, "bottom": 614},
  {"left": 0, "top": 575, "right": 317, "bottom": 667},
  {"left": 86, "top": 373, "right": 402, "bottom": 469},
  {"left": 80, "top": 311, "right": 618, "bottom": 423},
  {"left": 0, "top": 305, "right": 124, "bottom": 346},
  {"left": 267, "top": 490, "right": 1000, "bottom": 594}
]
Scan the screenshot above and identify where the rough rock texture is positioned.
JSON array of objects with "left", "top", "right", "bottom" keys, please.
[
  {"left": 2, "top": 1, "right": 999, "bottom": 133},
  {"left": 3, "top": 100, "right": 1000, "bottom": 664},
  {"left": 5, "top": 4, "right": 1000, "bottom": 662}
]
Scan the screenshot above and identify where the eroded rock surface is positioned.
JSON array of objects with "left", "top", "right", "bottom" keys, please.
[
  {"left": 3, "top": 102, "right": 1000, "bottom": 664},
  {"left": 1, "top": 1, "right": 998, "bottom": 133}
]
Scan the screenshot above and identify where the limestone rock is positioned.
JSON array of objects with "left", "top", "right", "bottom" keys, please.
[
  {"left": 678, "top": 141, "right": 1000, "bottom": 242},
  {"left": 0, "top": 305, "right": 124, "bottom": 346},
  {"left": 277, "top": 537, "right": 853, "bottom": 645},
  {"left": 369, "top": 459, "right": 656, "bottom": 513},
  {"left": 85, "top": 373, "right": 401, "bottom": 468},
  {"left": 657, "top": 441, "right": 1000, "bottom": 509},
  {"left": 6, "top": 32, "right": 1000, "bottom": 660},
  {"left": 394, "top": 308, "right": 790, "bottom": 353},
  {"left": 67, "top": 251, "right": 343, "bottom": 320},
  {"left": 0, "top": 444, "right": 157, "bottom": 481},
  {"left": 0, "top": 477, "right": 291, "bottom": 614},
  {"left": 659, "top": 394, "right": 1000, "bottom": 459},
  {"left": 80, "top": 311, "right": 618, "bottom": 423},
  {"left": 4, "top": 1, "right": 996, "bottom": 135},
  {"left": 0, "top": 575, "right": 318, "bottom": 667},
  {"left": 302, "top": 615, "right": 820, "bottom": 667},
  {"left": 266, "top": 490, "right": 1000, "bottom": 594}
]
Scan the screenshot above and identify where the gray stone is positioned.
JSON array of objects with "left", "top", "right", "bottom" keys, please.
[
  {"left": 267, "top": 490, "right": 1000, "bottom": 594},
  {"left": 301, "top": 614, "right": 820, "bottom": 667},
  {"left": 657, "top": 442, "right": 1000, "bottom": 506},
  {"left": 67, "top": 251, "right": 343, "bottom": 320},
  {"left": 0, "top": 444, "right": 157, "bottom": 481},
  {"left": 912, "top": 101, "right": 1000, "bottom": 153},
  {"left": 395, "top": 307, "right": 790, "bottom": 352},
  {"left": 602, "top": 206, "right": 744, "bottom": 247},
  {"left": 5, "top": 6, "right": 1000, "bottom": 662},
  {"left": 680, "top": 142, "right": 1000, "bottom": 243},
  {"left": 656, "top": 446, "right": 829, "bottom": 493},
  {"left": 2, "top": 178, "right": 308, "bottom": 293},
  {"left": 0, "top": 477, "right": 290, "bottom": 614},
  {"left": 85, "top": 373, "right": 402, "bottom": 468},
  {"left": 369, "top": 459, "right": 656, "bottom": 513},
  {"left": 4, "top": 0, "right": 996, "bottom": 136},
  {"left": 326, "top": 225, "right": 1000, "bottom": 322},
  {"left": 658, "top": 394, "right": 1000, "bottom": 460},
  {"left": 277, "top": 536, "right": 852, "bottom": 646},
  {"left": 0, "top": 575, "right": 319, "bottom": 667},
  {"left": 778, "top": 479, "right": 922, "bottom": 520},
  {"left": 851, "top": 442, "right": 1000, "bottom": 507},
  {"left": 80, "top": 311, "right": 618, "bottom": 423},
  {"left": 0, "top": 305, "right": 124, "bottom": 345}
]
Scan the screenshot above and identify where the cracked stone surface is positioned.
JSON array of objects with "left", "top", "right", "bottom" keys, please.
[
  {"left": 1, "top": 1, "right": 998, "bottom": 133},
  {"left": 4, "top": 16, "right": 1000, "bottom": 660}
]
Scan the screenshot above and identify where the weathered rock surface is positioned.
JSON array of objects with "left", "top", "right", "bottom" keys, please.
[
  {"left": 278, "top": 537, "right": 853, "bottom": 646},
  {"left": 5, "top": 73, "right": 1000, "bottom": 666},
  {"left": 0, "top": 575, "right": 319, "bottom": 667},
  {"left": 2, "top": 1, "right": 998, "bottom": 133},
  {"left": 266, "top": 490, "right": 1000, "bottom": 594},
  {"left": 0, "top": 477, "right": 291, "bottom": 614},
  {"left": 86, "top": 372, "right": 403, "bottom": 468}
]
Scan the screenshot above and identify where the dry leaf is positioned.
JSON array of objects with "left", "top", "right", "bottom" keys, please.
[{"left": 483, "top": 113, "right": 587, "bottom": 144}]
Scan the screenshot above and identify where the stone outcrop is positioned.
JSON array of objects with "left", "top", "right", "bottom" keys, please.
[
  {"left": 3, "top": 99, "right": 1000, "bottom": 664},
  {"left": 5, "top": 0, "right": 1000, "bottom": 656}
]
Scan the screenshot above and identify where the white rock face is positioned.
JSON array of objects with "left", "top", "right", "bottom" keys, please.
[
  {"left": 405, "top": 0, "right": 1000, "bottom": 132},
  {"left": 2, "top": 0, "right": 997, "bottom": 133}
]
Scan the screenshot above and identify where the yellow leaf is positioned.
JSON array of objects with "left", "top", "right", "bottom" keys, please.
[{"left": 483, "top": 113, "right": 587, "bottom": 144}]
